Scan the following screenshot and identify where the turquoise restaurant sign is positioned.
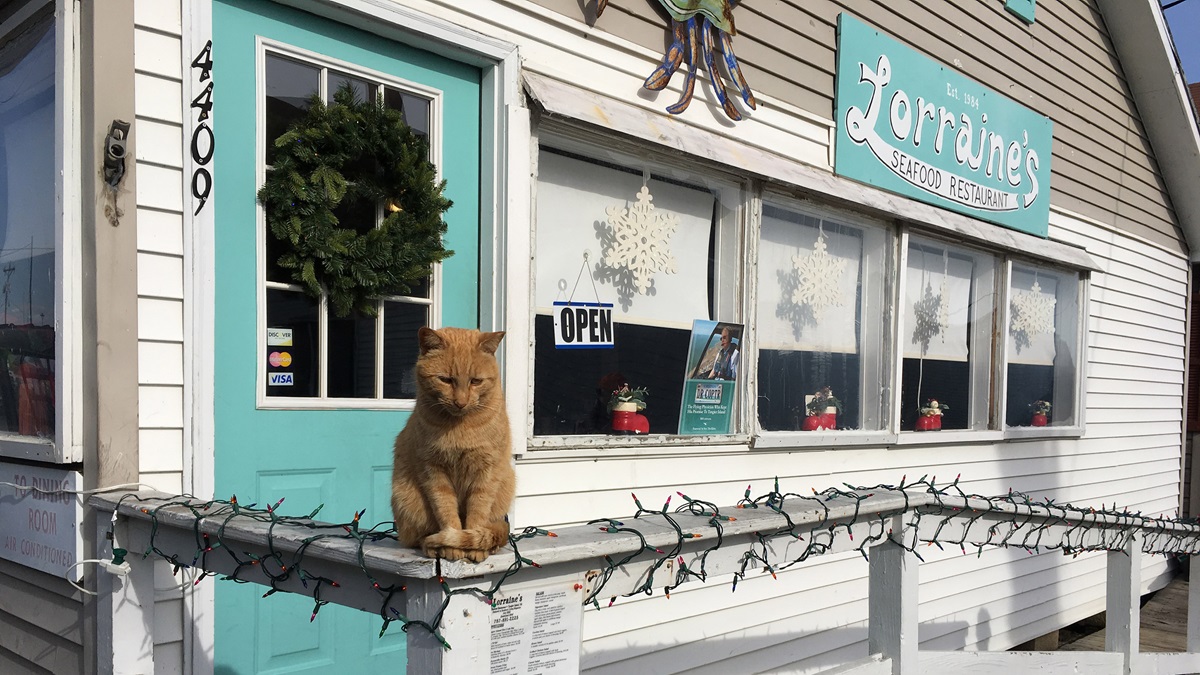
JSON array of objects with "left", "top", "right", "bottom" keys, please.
[{"left": 834, "top": 14, "right": 1052, "bottom": 238}]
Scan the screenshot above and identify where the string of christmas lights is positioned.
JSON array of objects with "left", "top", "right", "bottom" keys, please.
[
  {"left": 99, "top": 475, "right": 1200, "bottom": 649},
  {"left": 109, "top": 492, "right": 554, "bottom": 648}
]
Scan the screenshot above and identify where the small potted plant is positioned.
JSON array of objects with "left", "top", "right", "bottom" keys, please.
[
  {"left": 916, "top": 399, "right": 947, "bottom": 431},
  {"left": 609, "top": 384, "right": 650, "bottom": 435},
  {"left": 802, "top": 386, "right": 842, "bottom": 431},
  {"left": 1030, "top": 400, "right": 1051, "bottom": 427}
]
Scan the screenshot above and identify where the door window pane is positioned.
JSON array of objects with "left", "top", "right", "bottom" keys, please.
[
  {"left": 383, "top": 301, "right": 427, "bottom": 399},
  {"left": 755, "top": 204, "right": 889, "bottom": 431},
  {"left": 328, "top": 71, "right": 369, "bottom": 104},
  {"left": 1005, "top": 264, "right": 1080, "bottom": 427},
  {"left": 266, "top": 289, "right": 319, "bottom": 397},
  {"left": 383, "top": 87, "right": 429, "bottom": 138},
  {"left": 261, "top": 49, "right": 438, "bottom": 402},
  {"left": 264, "top": 54, "right": 319, "bottom": 166},
  {"left": 327, "top": 310, "right": 376, "bottom": 399}
]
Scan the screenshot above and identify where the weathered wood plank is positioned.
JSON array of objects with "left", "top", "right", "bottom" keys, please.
[
  {"left": 819, "top": 654, "right": 892, "bottom": 675},
  {"left": 868, "top": 518, "right": 917, "bottom": 674},
  {"left": 0, "top": 572, "right": 84, "bottom": 645},
  {"left": 920, "top": 650, "right": 1123, "bottom": 673},
  {"left": 1107, "top": 534, "right": 1142, "bottom": 673}
]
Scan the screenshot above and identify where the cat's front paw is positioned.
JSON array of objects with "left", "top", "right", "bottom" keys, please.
[
  {"left": 461, "top": 547, "right": 490, "bottom": 563},
  {"left": 423, "top": 529, "right": 467, "bottom": 560},
  {"left": 426, "top": 544, "right": 474, "bottom": 561}
]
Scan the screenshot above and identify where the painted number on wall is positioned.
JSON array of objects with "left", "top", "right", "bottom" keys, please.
[{"left": 190, "top": 40, "right": 215, "bottom": 215}]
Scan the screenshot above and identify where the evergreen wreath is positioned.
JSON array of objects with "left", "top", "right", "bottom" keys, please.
[{"left": 257, "top": 86, "right": 453, "bottom": 317}]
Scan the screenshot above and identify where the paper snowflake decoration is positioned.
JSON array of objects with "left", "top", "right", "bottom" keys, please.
[
  {"left": 1011, "top": 280, "right": 1056, "bottom": 337},
  {"left": 911, "top": 282, "right": 944, "bottom": 354},
  {"left": 604, "top": 185, "right": 679, "bottom": 295},
  {"left": 791, "top": 232, "right": 847, "bottom": 316}
]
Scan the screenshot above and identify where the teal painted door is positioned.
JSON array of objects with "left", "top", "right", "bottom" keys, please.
[{"left": 212, "top": 1, "right": 481, "bottom": 672}]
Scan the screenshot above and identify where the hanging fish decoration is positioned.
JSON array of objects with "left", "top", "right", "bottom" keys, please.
[{"left": 597, "top": 0, "right": 758, "bottom": 121}]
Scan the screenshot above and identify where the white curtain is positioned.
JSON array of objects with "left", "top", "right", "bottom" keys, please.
[
  {"left": 535, "top": 149, "right": 715, "bottom": 329},
  {"left": 1007, "top": 267, "right": 1058, "bottom": 366},
  {"left": 903, "top": 244, "right": 973, "bottom": 361},
  {"left": 756, "top": 208, "right": 861, "bottom": 353}
]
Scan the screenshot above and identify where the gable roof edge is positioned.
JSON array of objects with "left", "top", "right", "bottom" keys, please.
[{"left": 1096, "top": 0, "right": 1200, "bottom": 261}]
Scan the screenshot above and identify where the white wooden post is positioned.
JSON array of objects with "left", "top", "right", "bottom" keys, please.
[
  {"left": 95, "top": 514, "right": 155, "bottom": 674},
  {"left": 1106, "top": 532, "right": 1141, "bottom": 674},
  {"left": 869, "top": 516, "right": 918, "bottom": 674},
  {"left": 405, "top": 577, "right": 492, "bottom": 674},
  {"left": 1190, "top": 557, "right": 1200, "bottom": 654}
]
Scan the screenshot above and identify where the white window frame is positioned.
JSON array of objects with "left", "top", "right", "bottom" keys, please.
[
  {"left": 525, "top": 123, "right": 751, "bottom": 451},
  {"left": 892, "top": 229, "right": 1003, "bottom": 443},
  {"left": 520, "top": 78, "right": 1096, "bottom": 454},
  {"left": 750, "top": 193, "right": 898, "bottom": 449},
  {"left": 253, "top": 38, "right": 445, "bottom": 411},
  {"left": 998, "top": 258, "right": 1088, "bottom": 439},
  {"left": 0, "top": 0, "right": 81, "bottom": 463}
]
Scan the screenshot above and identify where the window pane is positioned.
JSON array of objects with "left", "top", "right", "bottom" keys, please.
[
  {"left": 1005, "top": 265, "right": 1079, "bottom": 427},
  {"left": 533, "top": 145, "right": 738, "bottom": 437},
  {"left": 755, "top": 204, "right": 888, "bottom": 431},
  {"left": 382, "top": 301, "right": 425, "bottom": 399},
  {"left": 0, "top": 13, "right": 55, "bottom": 438},
  {"left": 264, "top": 54, "right": 319, "bottom": 166},
  {"left": 266, "top": 290, "right": 319, "bottom": 397},
  {"left": 327, "top": 309, "right": 376, "bottom": 399},
  {"left": 900, "top": 239, "right": 995, "bottom": 431},
  {"left": 383, "top": 87, "right": 429, "bottom": 139},
  {"left": 328, "top": 71, "right": 369, "bottom": 104},
  {"left": 534, "top": 316, "right": 690, "bottom": 435},
  {"left": 332, "top": 189, "right": 377, "bottom": 237}
]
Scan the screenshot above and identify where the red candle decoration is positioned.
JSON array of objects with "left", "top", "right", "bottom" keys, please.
[
  {"left": 609, "top": 384, "right": 649, "bottom": 434},
  {"left": 1030, "top": 400, "right": 1051, "bottom": 427},
  {"left": 916, "top": 399, "right": 947, "bottom": 431},
  {"left": 801, "top": 386, "right": 843, "bottom": 431}
]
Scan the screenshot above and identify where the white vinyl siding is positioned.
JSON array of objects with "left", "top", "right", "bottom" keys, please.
[{"left": 134, "top": 1, "right": 186, "bottom": 672}]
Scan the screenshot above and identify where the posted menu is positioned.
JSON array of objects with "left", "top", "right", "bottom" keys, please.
[{"left": 490, "top": 579, "right": 583, "bottom": 674}]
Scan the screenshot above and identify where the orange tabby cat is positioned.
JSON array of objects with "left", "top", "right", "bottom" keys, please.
[{"left": 391, "top": 327, "right": 515, "bottom": 563}]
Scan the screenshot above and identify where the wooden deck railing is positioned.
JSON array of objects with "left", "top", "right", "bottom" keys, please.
[{"left": 89, "top": 485, "right": 1200, "bottom": 674}]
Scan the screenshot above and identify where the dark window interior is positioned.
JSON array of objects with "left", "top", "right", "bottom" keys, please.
[
  {"left": 533, "top": 317, "right": 690, "bottom": 436},
  {"left": 900, "top": 358, "right": 970, "bottom": 431},
  {"left": 757, "top": 351, "right": 861, "bottom": 430}
]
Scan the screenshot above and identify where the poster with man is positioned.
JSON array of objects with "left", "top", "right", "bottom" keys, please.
[{"left": 678, "top": 320, "right": 742, "bottom": 434}]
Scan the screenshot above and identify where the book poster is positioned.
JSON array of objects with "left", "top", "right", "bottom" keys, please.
[{"left": 678, "top": 320, "right": 742, "bottom": 435}]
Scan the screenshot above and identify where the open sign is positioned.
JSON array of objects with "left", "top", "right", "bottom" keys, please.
[{"left": 553, "top": 301, "right": 614, "bottom": 349}]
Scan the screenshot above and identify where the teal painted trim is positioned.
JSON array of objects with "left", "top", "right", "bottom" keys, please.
[
  {"left": 834, "top": 14, "right": 1052, "bottom": 238},
  {"left": 1005, "top": 0, "right": 1036, "bottom": 24}
]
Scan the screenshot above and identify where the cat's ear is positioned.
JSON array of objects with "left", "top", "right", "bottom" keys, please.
[
  {"left": 418, "top": 326, "right": 445, "bottom": 355},
  {"left": 478, "top": 331, "right": 505, "bottom": 355}
]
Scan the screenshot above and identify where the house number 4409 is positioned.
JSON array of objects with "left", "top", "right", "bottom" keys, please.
[{"left": 190, "top": 40, "right": 215, "bottom": 215}]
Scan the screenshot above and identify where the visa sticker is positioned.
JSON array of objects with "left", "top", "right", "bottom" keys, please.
[{"left": 268, "top": 372, "right": 293, "bottom": 386}]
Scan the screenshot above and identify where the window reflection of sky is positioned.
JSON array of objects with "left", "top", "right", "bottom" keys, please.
[{"left": 0, "top": 21, "right": 55, "bottom": 329}]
